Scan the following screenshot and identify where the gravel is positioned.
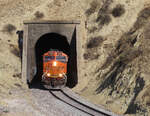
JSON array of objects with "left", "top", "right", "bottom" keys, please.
[
  {"left": 30, "top": 88, "right": 89, "bottom": 116},
  {"left": 2, "top": 84, "right": 117, "bottom": 116}
]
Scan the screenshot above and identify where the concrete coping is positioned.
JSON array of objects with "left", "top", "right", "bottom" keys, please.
[{"left": 23, "top": 20, "right": 81, "bottom": 24}]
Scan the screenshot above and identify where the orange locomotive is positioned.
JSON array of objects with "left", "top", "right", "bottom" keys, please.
[{"left": 42, "top": 49, "right": 68, "bottom": 89}]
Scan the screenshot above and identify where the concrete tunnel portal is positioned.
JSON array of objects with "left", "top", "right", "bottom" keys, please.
[{"left": 22, "top": 20, "right": 81, "bottom": 88}]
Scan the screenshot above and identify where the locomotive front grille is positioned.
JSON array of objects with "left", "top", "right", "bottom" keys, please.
[
  {"left": 51, "top": 66, "right": 64, "bottom": 72},
  {"left": 51, "top": 74, "right": 58, "bottom": 76}
]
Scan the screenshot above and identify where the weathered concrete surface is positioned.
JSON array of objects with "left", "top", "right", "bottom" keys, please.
[{"left": 22, "top": 20, "right": 81, "bottom": 87}]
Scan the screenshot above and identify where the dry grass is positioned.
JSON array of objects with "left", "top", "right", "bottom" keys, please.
[
  {"left": 2, "top": 24, "right": 16, "bottom": 34},
  {"left": 112, "top": 4, "right": 125, "bottom": 17}
]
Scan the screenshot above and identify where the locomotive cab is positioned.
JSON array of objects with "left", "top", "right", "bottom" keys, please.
[{"left": 42, "top": 50, "right": 68, "bottom": 89}]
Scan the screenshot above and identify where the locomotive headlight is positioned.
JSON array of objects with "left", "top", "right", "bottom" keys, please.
[
  {"left": 59, "top": 74, "right": 63, "bottom": 77},
  {"left": 53, "top": 61, "right": 57, "bottom": 66},
  {"left": 47, "top": 73, "right": 51, "bottom": 77}
]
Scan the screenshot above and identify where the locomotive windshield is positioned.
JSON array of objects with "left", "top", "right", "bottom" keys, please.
[
  {"left": 44, "top": 56, "right": 55, "bottom": 62},
  {"left": 56, "top": 56, "right": 67, "bottom": 63}
]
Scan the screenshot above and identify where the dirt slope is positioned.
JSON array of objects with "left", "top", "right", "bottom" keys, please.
[
  {"left": 73, "top": 0, "right": 150, "bottom": 115},
  {"left": 0, "top": 0, "right": 150, "bottom": 116}
]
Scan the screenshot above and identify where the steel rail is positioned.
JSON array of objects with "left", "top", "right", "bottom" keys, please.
[
  {"left": 49, "top": 89, "right": 111, "bottom": 116},
  {"left": 49, "top": 90, "right": 94, "bottom": 116}
]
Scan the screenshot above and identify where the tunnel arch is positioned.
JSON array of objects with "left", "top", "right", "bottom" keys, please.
[
  {"left": 34, "top": 33, "right": 71, "bottom": 82},
  {"left": 35, "top": 33, "right": 71, "bottom": 57},
  {"left": 22, "top": 21, "right": 81, "bottom": 89}
]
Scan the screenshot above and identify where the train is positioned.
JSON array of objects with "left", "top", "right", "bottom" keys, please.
[{"left": 42, "top": 49, "right": 68, "bottom": 89}]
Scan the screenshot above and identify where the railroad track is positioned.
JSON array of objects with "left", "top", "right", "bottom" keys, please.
[{"left": 49, "top": 88, "right": 118, "bottom": 116}]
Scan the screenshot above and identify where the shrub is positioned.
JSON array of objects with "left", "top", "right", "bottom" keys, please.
[
  {"left": 14, "top": 83, "right": 22, "bottom": 88},
  {"left": 87, "top": 36, "right": 104, "bottom": 49},
  {"left": 13, "top": 73, "right": 21, "bottom": 79},
  {"left": 85, "top": 0, "right": 98, "bottom": 17},
  {"left": 97, "top": 14, "right": 111, "bottom": 25},
  {"left": 34, "top": 11, "right": 44, "bottom": 19},
  {"left": 83, "top": 52, "right": 99, "bottom": 60},
  {"left": 83, "top": 53, "right": 90, "bottom": 60},
  {"left": 3, "top": 24, "right": 16, "bottom": 34},
  {"left": 88, "top": 27, "right": 97, "bottom": 33},
  {"left": 112, "top": 4, "right": 125, "bottom": 17},
  {"left": 96, "top": 0, "right": 113, "bottom": 26},
  {"left": 97, "top": 0, "right": 112, "bottom": 15}
]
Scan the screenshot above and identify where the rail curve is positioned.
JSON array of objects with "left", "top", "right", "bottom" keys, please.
[{"left": 49, "top": 88, "right": 120, "bottom": 116}]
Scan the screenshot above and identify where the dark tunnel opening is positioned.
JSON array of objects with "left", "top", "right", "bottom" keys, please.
[
  {"left": 66, "top": 28, "right": 78, "bottom": 88},
  {"left": 31, "top": 32, "right": 78, "bottom": 89}
]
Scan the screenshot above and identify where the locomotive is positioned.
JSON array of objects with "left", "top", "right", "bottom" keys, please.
[{"left": 42, "top": 49, "right": 68, "bottom": 89}]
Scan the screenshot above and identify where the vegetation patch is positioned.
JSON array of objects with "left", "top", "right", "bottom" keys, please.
[
  {"left": 112, "top": 4, "right": 125, "bottom": 17},
  {"left": 85, "top": 0, "right": 99, "bottom": 17},
  {"left": 3, "top": 24, "right": 16, "bottom": 35},
  {"left": 84, "top": 36, "right": 104, "bottom": 60},
  {"left": 87, "top": 27, "right": 97, "bottom": 33},
  {"left": 96, "top": 0, "right": 113, "bottom": 28},
  {"left": 83, "top": 52, "right": 99, "bottom": 60},
  {"left": 34, "top": 11, "right": 44, "bottom": 19},
  {"left": 87, "top": 36, "right": 104, "bottom": 49},
  {"left": 97, "top": 0, "right": 113, "bottom": 15},
  {"left": 13, "top": 73, "right": 21, "bottom": 79},
  {"left": 96, "top": 14, "right": 111, "bottom": 26},
  {"left": 95, "top": 28, "right": 142, "bottom": 94},
  {"left": 14, "top": 83, "right": 22, "bottom": 88}
]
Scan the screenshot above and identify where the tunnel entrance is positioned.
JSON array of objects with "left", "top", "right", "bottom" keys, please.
[
  {"left": 32, "top": 32, "right": 78, "bottom": 88},
  {"left": 22, "top": 20, "right": 81, "bottom": 89},
  {"left": 34, "top": 33, "right": 70, "bottom": 81}
]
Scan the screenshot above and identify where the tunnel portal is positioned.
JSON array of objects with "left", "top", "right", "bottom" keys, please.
[
  {"left": 34, "top": 33, "right": 70, "bottom": 82},
  {"left": 22, "top": 20, "right": 81, "bottom": 88}
]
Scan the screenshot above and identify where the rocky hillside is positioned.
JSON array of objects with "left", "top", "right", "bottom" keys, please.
[
  {"left": 0, "top": 0, "right": 150, "bottom": 116},
  {"left": 73, "top": 0, "right": 150, "bottom": 115}
]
